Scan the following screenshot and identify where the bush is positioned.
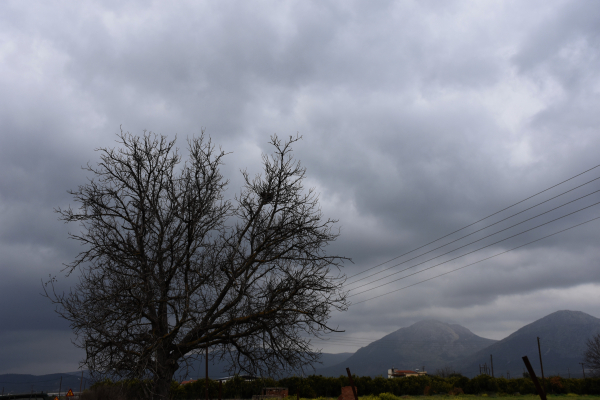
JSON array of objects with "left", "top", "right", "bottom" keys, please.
[
  {"left": 465, "top": 375, "right": 499, "bottom": 394},
  {"left": 378, "top": 392, "right": 401, "bottom": 400}
]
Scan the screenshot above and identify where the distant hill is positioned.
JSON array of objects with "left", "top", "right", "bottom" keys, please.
[
  {"left": 0, "top": 373, "right": 86, "bottom": 395},
  {"left": 0, "top": 352, "right": 352, "bottom": 394},
  {"left": 315, "top": 320, "right": 497, "bottom": 377},
  {"left": 174, "top": 351, "right": 354, "bottom": 380},
  {"left": 5, "top": 310, "right": 598, "bottom": 391},
  {"left": 456, "top": 310, "right": 600, "bottom": 378}
]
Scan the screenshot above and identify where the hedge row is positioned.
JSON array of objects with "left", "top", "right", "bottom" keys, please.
[
  {"left": 89, "top": 374, "right": 600, "bottom": 399},
  {"left": 173, "top": 375, "right": 600, "bottom": 398}
]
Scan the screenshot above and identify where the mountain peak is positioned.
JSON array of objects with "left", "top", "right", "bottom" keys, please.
[
  {"left": 385, "top": 320, "right": 489, "bottom": 345},
  {"left": 457, "top": 310, "right": 600, "bottom": 377},
  {"left": 316, "top": 319, "right": 496, "bottom": 377}
]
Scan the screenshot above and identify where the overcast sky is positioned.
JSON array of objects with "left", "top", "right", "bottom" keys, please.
[{"left": 2, "top": 0, "right": 600, "bottom": 375}]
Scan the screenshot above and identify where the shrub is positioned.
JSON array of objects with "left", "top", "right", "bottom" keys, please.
[
  {"left": 465, "top": 375, "right": 499, "bottom": 394},
  {"left": 379, "top": 392, "right": 401, "bottom": 400}
]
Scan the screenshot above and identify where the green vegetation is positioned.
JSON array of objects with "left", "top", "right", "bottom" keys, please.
[
  {"left": 83, "top": 375, "right": 600, "bottom": 400},
  {"left": 297, "top": 396, "right": 600, "bottom": 400}
]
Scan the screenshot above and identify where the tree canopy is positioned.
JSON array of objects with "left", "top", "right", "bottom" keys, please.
[{"left": 46, "top": 130, "right": 348, "bottom": 400}]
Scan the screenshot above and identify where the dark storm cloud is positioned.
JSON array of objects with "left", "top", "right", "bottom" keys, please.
[{"left": 1, "top": 0, "right": 600, "bottom": 372}]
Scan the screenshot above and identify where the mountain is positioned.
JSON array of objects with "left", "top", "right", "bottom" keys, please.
[
  {"left": 172, "top": 351, "right": 354, "bottom": 380},
  {"left": 315, "top": 320, "right": 497, "bottom": 377},
  {"left": 456, "top": 310, "right": 600, "bottom": 378},
  {"left": 0, "top": 373, "right": 86, "bottom": 395}
]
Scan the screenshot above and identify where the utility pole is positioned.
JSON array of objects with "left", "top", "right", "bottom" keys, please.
[
  {"left": 206, "top": 347, "right": 209, "bottom": 400},
  {"left": 537, "top": 337, "right": 545, "bottom": 392},
  {"left": 491, "top": 355, "right": 494, "bottom": 378},
  {"left": 568, "top": 367, "right": 571, "bottom": 379},
  {"left": 79, "top": 370, "right": 83, "bottom": 394},
  {"left": 580, "top": 363, "right": 586, "bottom": 379},
  {"left": 59, "top": 376, "right": 62, "bottom": 399}
]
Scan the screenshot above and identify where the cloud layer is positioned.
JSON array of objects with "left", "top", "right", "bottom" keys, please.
[{"left": 1, "top": 0, "right": 600, "bottom": 374}]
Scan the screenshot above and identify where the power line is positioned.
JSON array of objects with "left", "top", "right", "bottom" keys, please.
[
  {"left": 346, "top": 164, "right": 600, "bottom": 281},
  {"left": 348, "top": 197, "right": 600, "bottom": 295},
  {"left": 352, "top": 214, "right": 600, "bottom": 304},
  {"left": 347, "top": 186, "right": 600, "bottom": 289}
]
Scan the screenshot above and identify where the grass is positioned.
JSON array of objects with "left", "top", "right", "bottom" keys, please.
[{"left": 297, "top": 396, "right": 600, "bottom": 400}]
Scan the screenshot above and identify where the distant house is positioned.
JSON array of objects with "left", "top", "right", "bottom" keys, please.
[
  {"left": 217, "top": 374, "right": 260, "bottom": 382},
  {"left": 387, "top": 368, "right": 427, "bottom": 378},
  {"left": 181, "top": 374, "right": 260, "bottom": 385}
]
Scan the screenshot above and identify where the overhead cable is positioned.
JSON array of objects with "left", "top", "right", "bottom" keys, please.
[
  {"left": 346, "top": 164, "right": 600, "bottom": 281},
  {"left": 352, "top": 214, "right": 600, "bottom": 304},
  {"left": 348, "top": 190, "right": 600, "bottom": 292},
  {"left": 346, "top": 177, "right": 600, "bottom": 287}
]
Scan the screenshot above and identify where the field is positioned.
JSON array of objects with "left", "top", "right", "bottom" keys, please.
[{"left": 295, "top": 396, "right": 600, "bottom": 400}]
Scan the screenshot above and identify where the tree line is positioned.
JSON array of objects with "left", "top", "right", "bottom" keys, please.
[{"left": 83, "top": 374, "right": 600, "bottom": 400}]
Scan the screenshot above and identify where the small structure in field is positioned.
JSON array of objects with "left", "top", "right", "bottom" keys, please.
[
  {"left": 387, "top": 368, "right": 427, "bottom": 378},
  {"left": 252, "top": 387, "right": 289, "bottom": 400},
  {"left": 338, "top": 386, "right": 357, "bottom": 400}
]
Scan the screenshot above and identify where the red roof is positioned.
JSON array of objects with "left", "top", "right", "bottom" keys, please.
[{"left": 392, "top": 370, "right": 417, "bottom": 374}]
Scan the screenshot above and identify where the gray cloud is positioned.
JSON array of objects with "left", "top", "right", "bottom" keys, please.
[{"left": 1, "top": 0, "right": 600, "bottom": 373}]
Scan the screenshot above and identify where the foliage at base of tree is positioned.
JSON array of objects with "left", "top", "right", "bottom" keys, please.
[{"left": 84, "top": 374, "right": 600, "bottom": 399}]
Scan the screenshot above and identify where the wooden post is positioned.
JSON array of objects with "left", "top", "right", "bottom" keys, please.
[
  {"left": 537, "top": 337, "right": 545, "bottom": 392},
  {"left": 219, "top": 380, "right": 222, "bottom": 400},
  {"left": 522, "top": 356, "right": 547, "bottom": 400},
  {"left": 346, "top": 368, "right": 359, "bottom": 400}
]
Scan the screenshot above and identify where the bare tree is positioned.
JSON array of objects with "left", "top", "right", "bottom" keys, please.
[
  {"left": 46, "top": 130, "right": 348, "bottom": 400},
  {"left": 584, "top": 334, "right": 600, "bottom": 376}
]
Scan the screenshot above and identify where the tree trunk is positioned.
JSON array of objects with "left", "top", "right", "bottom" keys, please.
[
  {"left": 153, "top": 377, "right": 171, "bottom": 400},
  {"left": 152, "top": 353, "right": 178, "bottom": 400}
]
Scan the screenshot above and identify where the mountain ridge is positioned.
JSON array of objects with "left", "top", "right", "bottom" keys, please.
[
  {"left": 456, "top": 310, "right": 600, "bottom": 378},
  {"left": 316, "top": 319, "right": 496, "bottom": 377}
]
